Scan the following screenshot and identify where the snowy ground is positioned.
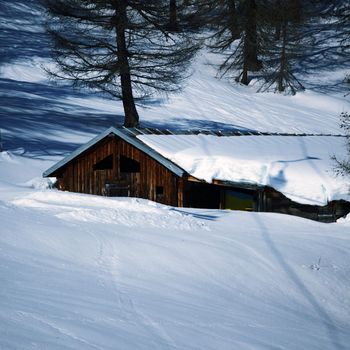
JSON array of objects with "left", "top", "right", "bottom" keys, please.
[
  {"left": 1, "top": 151, "right": 350, "bottom": 350},
  {"left": 1, "top": 1, "right": 350, "bottom": 349}
]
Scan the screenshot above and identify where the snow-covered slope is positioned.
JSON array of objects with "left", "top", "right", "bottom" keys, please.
[
  {"left": 1, "top": 1, "right": 350, "bottom": 349},
  {"left": 1, "top": 151, "right": 350, "bottom": 350}
]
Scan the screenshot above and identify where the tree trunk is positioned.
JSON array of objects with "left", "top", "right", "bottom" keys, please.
[
  {"left": 239, "top": 0, "right": 259, "bottom": 84},
  {"left": 240, "top": 23, "right": 249, "bottom": 85},
  {"left": 277, "top": 20, "right": 287, "bottom": 92},
  {"left": 245, "top": 0, "right": 262, "bottom": 71},
  {"left": 290, "top": 0, "right": 301, "bottom": 23},
  {"left": 228, "top": 0, "right": 240, "bottom": 40},
  {"left": 168, "top": 0, "right": 179, "bottom": 31},
  {"left": 274, "top": 0, "right": 281, "bottom": 40},
  {"left": 115, "top": 1, "right": 139, "bottom": 127},
  {"left": 241, "top": 65, "right": 249, "bottom": 85}
]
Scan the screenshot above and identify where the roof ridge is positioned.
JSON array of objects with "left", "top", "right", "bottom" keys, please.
[{"left": 117, "top": 127, "right": 345, "bottom": 137}]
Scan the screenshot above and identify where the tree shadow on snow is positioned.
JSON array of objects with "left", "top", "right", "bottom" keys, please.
[
  {"left": 268, "top": 156, "right": 321, "bottom": 191},
  {"left": 142, "top": 118, "right": 257, "bottom": 133},
  {"left": 170, "top": 208, "right": 222, "bottom": 221},
  {"left": 0, "top": 0, "right": 50, "bottom": 65},
  {"left": 0, "top": 78, "right": 123, "bottom": 157},
  {"left": 253, "top": 214, "right": 346, "bottom": 350}
]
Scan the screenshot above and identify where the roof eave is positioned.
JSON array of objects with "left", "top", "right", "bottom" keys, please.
[{"left": 212, "top": 179, "right": 265, "bottom": 190}]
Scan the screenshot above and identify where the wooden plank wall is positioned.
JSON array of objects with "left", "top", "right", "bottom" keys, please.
[
  {"left": 56, "top": 136, "right": 179, "bottom": 206},
  {"left": 262, "top": 187, "right": 350, "bottom": 222}
]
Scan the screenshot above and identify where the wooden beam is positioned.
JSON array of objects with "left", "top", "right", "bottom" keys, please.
[
  {"left": 186, "top": 175, "right": 205, "bottom": 183},
  {"left": 212, "top": 179, "right": 263, "bottom": 190},
  {"left": 177, "top": 178, "right": 184, "bottom": 207}
]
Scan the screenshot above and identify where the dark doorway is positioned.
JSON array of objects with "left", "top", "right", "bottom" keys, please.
[
  {"left": 184, "top": 182, "right": 221, "bottom": 209},
  {"left": 184, "top": 182, "right": 257, "bottom": 211}
]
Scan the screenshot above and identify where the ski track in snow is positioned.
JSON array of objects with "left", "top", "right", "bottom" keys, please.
[
  {"left": 8, "top": 190, "right": 204, "bottom": 348},
  {"left": 87, "top": 228, "right": 178, "bottom": 349},
  {"left": 17, "top": 311, "right": 105, "bottom": 350}
]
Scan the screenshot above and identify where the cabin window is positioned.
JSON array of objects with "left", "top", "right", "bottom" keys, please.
[
  {"left": 120, "top": 155, "right": 140, "bottom": 173},
  {"left": 104, "top": 183, "right": 130, "bottom": 197},
  {"left": 93, "top": 154, "right": 113, "bottom": 170},
  {"left": 156, "top": 186, "right": 164, "bottom": 196},
  {"left": 184, "top": 182, "right": 221, "bottom": 209}
]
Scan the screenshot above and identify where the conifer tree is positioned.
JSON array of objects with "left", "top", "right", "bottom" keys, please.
[
  {"left": 42, "top": 0, "right": 198, "bottom": 127},
  {"left": 167, "top": 0, "right": 179, "bottom": 31},
  {"left": 200, "top": 0, "right": 263, "bottom": 85},
  {"left": 259, "top": 0, "right": 305, "bottom": 94}
]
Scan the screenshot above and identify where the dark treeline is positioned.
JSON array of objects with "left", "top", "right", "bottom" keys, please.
[{"left": 41, "top": 0, "right": 349, "bottom": 126}]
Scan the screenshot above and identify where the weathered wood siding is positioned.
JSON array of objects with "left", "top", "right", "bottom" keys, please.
[
  {"left": 262, "top": 187, "right": 350, "bottom": 222},
  {"left": 55, "top": 135, "right": 179, "bottom": 206}
]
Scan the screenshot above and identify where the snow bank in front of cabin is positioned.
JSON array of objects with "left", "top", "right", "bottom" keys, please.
[
  {"left": 12, "top": 191, "right": 208, "bottom": 231},
  {"left": 138, "top": 134, "right": 350, "bottom": 205}
]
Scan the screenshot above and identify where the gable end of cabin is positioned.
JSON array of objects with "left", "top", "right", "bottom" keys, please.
[{"left": 51, "top": 134, "right": 182, "bottom": 206}]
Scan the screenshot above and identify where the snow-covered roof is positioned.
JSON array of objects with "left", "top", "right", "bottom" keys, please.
[{"left": 138, "top": 134, "right": 350, "bottom": 206}]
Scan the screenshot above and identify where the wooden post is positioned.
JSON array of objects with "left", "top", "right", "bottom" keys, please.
[{"left": 177, "top": 178, "right": 184, "bottom": 207}]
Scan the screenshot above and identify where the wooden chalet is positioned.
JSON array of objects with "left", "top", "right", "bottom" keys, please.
[{"left": 43, "top": 127, "right": 350, "bottom": 222}]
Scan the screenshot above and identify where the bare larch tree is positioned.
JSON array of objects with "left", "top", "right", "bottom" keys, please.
[{"left": 42, "top": 0, "right": 198, "bottom": 127}]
